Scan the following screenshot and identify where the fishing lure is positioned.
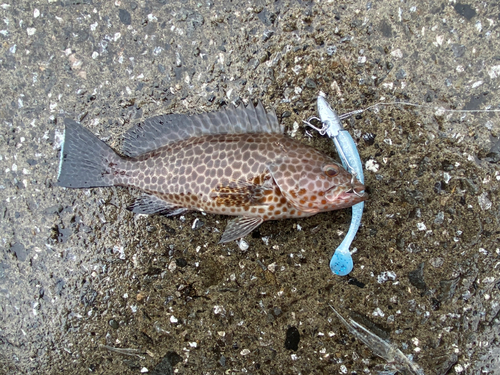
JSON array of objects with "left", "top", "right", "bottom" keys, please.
[{"left": 304, "top": 94, "right": 365, "bottom": 276}]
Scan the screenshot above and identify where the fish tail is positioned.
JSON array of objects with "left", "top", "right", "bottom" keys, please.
[{"left": 57, "top": 119, "right": 120, "bottom": 188}]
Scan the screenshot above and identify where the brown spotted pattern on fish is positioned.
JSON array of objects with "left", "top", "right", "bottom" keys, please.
[{"left": 58, "top": 102, "right": 367, "bottom": 243}]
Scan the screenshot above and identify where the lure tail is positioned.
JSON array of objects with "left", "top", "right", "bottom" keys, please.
[{"left": 57, "top": 119, "right": 121, "bottom": 188}]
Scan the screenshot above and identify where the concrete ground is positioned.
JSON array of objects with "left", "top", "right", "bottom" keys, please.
[{"left": 1, "top": 0, "right": 499, "bottom": 374}]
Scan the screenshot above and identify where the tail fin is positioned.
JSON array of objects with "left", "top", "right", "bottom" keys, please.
[{"left": 57, "top": 119, "right": 120, "bottom": 188}]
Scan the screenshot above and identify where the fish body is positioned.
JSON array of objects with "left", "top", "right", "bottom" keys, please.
[{"left": 58, "top": 102, "right": 366, "bottom": 243}]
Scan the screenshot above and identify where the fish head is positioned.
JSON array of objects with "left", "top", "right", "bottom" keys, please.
[{"left": 268, "top": 155, "right": 367, "bottom": 213}]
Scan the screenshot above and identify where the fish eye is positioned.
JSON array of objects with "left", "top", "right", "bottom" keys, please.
[{"left": 323, "top": 165, "right": 339, "bottom": 177}]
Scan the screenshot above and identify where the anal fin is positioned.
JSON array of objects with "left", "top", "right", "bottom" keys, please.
[
  {"left": 127, "top": 194, "right": 187, "bottom": 216},
  {"left": 219, "top": 216, "right": 263, "bottom": 243}
]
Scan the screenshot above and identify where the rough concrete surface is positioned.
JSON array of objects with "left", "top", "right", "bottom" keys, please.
[{"left": 1, "top": 0, "right": 499, "bottom": 374}]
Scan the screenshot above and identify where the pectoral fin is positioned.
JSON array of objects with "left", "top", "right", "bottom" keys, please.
[
  {"left": 209, "top": 176, "right": 272, "bottom": 207},
  {"left": 219, "top": 216, "right": 263, "bottom": 243}
]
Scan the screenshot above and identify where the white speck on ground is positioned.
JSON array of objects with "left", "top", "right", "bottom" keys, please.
[
  {"left": 390, "top": 49, "right": 403, "bottom": 58},
  {"left": 372, "top": 308, "right": 385, "bottom": 317},
  {"left": 365, "top": 159, "right": 379, "bottom": 172},
  {"left": 488, "top": 65, "right": 500, "bottom": 79},
  {"left": 377, "top": 271, "right": 397, "bottom": 283},
  {"left": 478, "top": 192, "right": 492, "bottom": 210}
]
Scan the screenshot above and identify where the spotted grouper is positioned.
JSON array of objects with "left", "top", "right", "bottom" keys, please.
[{"left": 57, "top": 102, "right": 367, "bottom": 243}]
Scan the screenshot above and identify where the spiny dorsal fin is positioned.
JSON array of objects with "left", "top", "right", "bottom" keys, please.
[{"left": 122, "top": 101, "right": 282, "bottom": 157}]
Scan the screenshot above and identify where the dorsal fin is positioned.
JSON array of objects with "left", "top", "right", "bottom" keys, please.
[{"left": 122, "top": 101, "right": 283, "bottom": 157}]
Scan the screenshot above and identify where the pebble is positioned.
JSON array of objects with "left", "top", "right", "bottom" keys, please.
[
  {"left": 377, "top": 271, "right": 396, "bottom": 284},
  {"left": 408, "top": 263, "right": 427, "bottom": 291},
  {"left": 175, "top": 258, "right": 187, "bottom": 267},
  {"left": 372, "top": 307, "right": 385, "bottom": 317},
  {"left": 238, "top": 239, "right": 249, "bottom": 251},
  {"left": 434, "top": 211, "right": 444, "bottom": 224},
  {"left": 326, "top": 45, "right": 337, "bottom": 56},
  {"left": 168, "top": 261, "right": 176, "bottom": 272},
  {"left": 365, "top": 159, "right": 380, "bottom": 172},
  {"left": 213, "top": 305, "right": 226, "bottom": 315},
  {"left": 477, "top": 192, "right": 492, "bottom": 210},
  {"left": 430, "top": 257, "right": 444, "bottom": 268},
  {"left": 10, "top": 242, "right": 27, "bottom": 261},
  {"left": 191, "top": 218, "right": 204, "bottom": 229},
  {"left": 284, "top": 326, "right": 300, "bottom": 350}
]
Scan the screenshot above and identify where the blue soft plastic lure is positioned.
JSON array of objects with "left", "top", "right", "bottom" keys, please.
[{"left": 305, "top": 95, "right": 365, "bottom": 276}]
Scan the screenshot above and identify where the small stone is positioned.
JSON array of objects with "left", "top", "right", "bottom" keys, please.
[
  {"left": 372, "top": 307, "right": 385, "bottom": 317},
  {"left": 396, "top": 68, "right": 407, "bottom": 79},
  {"left": 240, "top": 349, "right": 250, "bottom": 356},
  {"left": 176, "top": 258, "right": 187, "bottom": 267},
  {"left": 451, "top": 44, "right": 465, "bottom": 58},
  {"left": 305, "top": 77, "right": 317, "bottom": 89},
  {"left": 284, "top": 326, "right": 300, "bottom": 351},
  {"left": 438, "top": 278, "right": 459, "bottom": 302},
  {"left": 406, "top": 243, "right": 420, "bottom": 253},
  {"left": 192, "top": 218, "right": 204, "bottom": 229},
  {"left": 10, "top": 242, "right": 27, "bottom": 262},
  {"left": 453, "top": 3, "right": 476, "bottom": 20},
  {"left": 478, "top": 192, "right": 492, "bottom": 210},
  {"left": 408, "top": 263, "right": 427, "bottom": 291},
  {"left": 434, "top": 211, "right": 444, "bottom": 224},
  {"left": 262, "top": 29, "right": 274, "bottom": 41},
  {"left": 362, "top": 133, "right": 376, "bottom": 145},
  {"left": 213, "top": 305, "right": 226, "bottom": 315},
  {"left": 219, "top": 355, "right": 226, "bottom": 367},
  {"left": 238, "top": 239, "right": 249, "bottom": 251},
  {"left": 430, "top": 257, "right": 444, "bottom": 268},
  {"left": 108, "top": 319, "right": 119, "bottom": 329},
  {"left": 119, "top": 9, "right": 132, "bottom": 25},
  {"left": 326, "top": 45, "right": 337, "bottom": 56},
  {"left": 377, "top": 271, "right": 397, "bottom": 284},
  {"left": 391, "top": 49, "right": 403, "bottom": 59},
  {"left": 365, "top": 159, "right": 380, "bottom": 172}
]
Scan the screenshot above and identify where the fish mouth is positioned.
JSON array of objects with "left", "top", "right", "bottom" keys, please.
[
  {"left": 329, "top": 180, "right": 367, "bottom": 202},
  {"left": 346, "top": 180, "right": 366, "bottom": 197}
]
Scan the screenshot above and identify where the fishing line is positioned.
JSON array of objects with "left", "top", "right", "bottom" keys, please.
[{"left": 338, "top": 101, "right": 500, "bottom": 120}]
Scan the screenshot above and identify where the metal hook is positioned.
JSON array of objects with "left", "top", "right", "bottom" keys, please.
[
  {"left": 346, "top": 173, "right": 364, "bottom": 197},
  {"left": 302, "top": 117, "right": 328, "bottom": 135}
]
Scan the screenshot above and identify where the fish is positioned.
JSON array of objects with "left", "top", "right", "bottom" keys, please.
[{"left": 57, "top": 102, "right": 367, "bottom": 243}]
